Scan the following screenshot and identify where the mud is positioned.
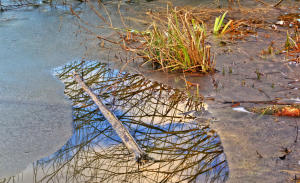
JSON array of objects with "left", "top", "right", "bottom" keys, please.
[{"left": 0, "top": 0, "right": 299, "bottom": 182}]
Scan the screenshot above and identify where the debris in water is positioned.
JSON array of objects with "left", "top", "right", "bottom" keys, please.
[
  {"left": 277, "top": 13, "right": 300, "bottom": 27},
  {"left": 279, "top": 147, "right": 291, "bottom": 160},
  {"left": 232, "top": 106, "right": 253, "bottom": 113},
  {"left": 275, "top": 106, "right": 300, "bottom": 117},
  {"left": 276, "top": 20, "right": 284, "bottom": 25},
  {"left": 249, "top": 105, "right": 300, "bottom": 117},
  {"left": 231, "top": 102, "right": 240, "bottom": 108}
]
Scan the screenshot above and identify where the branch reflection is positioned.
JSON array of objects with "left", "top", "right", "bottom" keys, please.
[{"left": 3, "top": 60, "right": 228, "bottom": 183}]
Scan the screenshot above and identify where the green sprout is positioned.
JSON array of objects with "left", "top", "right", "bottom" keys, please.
[
  {"left": 285, "top": 31, "right": 298, "bottom": 51},
  {"left": 213, "top": 11, "right": 232, "bottom": 35}
]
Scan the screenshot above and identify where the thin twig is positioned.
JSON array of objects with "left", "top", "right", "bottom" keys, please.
[
  {"left": 273, "top": 0, "right": 284, "bottom": 7},
  {"left": 252, "top": 0, "right": 269, "bottom": 6},
  {"left": 223, "top": 100, "right": 299, "bottom": 106},
  {"left": 295, "top": 121, "right": 298, "bottom": 143}
]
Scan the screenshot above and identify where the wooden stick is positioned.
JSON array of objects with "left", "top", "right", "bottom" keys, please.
[
  {"left": 73, "top": 72, "right": 151, "bottom": 163},
  {"left": 223, "top": 100, "right": 298, "bottom": 106},
  {"left": 273, "top": 0, "right": 284, "bottom": 7}
]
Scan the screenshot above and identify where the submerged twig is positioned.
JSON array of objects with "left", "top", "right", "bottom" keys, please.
[
  {"left": 252, "top": 0, "right": 285, "bottom": 8},
  {"left": 273, "top": 0, "right": 284, "bottom": 7},
  {"left": 295, "top": 121, "right": 298, "bottom": 143},
  {"left": 223, "top": 100, "right": 298, "bottom": 106},
  {"left": 252, "top": 0, "right": 269, "bottom": 6},
  {"left": 73, "top": 72, "right": 152, "bottom": 163}
]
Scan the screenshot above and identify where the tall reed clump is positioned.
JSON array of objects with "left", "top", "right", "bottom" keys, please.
[{"left": 137, "top": 8, "right": 215, "bottom": 73}]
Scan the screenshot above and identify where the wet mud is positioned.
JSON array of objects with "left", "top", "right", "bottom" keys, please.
[{"left": 0, "top": 0, "right": 300, "bottom": 182}]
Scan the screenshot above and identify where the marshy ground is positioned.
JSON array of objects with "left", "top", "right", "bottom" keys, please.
[{"left": 0, "top": 0, "right": 299, "bottom": 182}]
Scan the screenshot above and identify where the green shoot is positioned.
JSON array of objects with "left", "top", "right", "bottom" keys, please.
[{"left": 213, "top": 11, "right": 232, "bottom": 35}]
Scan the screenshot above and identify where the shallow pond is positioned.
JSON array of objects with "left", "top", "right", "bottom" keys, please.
[
  {"left": 0, "top": 0, "right": 300, "bottom": 182},
  {"left": 1, "top": 61, "right": 229, "bottom": 182},
  {"left": 0, "top": 1, "right": 229, "bottom": 182}
]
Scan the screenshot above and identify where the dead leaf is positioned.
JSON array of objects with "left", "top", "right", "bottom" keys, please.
[
  {"left": 185, "top": 80, "right": 199, "bottom": 87},
  {"left": 275, "top": 106, "right": 300, "bottom": 117},
  {"left": 100, "top": 40, "right": 105, "bottom": 48},
  {"left": 231, "top": 102, "right": 240, "bottom": 108}
]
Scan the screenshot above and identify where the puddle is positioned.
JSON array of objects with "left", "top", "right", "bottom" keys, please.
[
  {"left": 1, "top": 0, "right": 300, "bottom": 182},
  {"left": 0, "top": 61, "right": 228, "bottom": 182}
]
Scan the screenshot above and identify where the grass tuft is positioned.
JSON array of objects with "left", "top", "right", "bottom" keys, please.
[
  {"left": 136, "top": 8, "right": 215, "bottom": 73},
  {"left": 283, "top": 27, "right": 299, "bottom": 62},
  {"left": 213, "top": 11, "right": 232, "bottom": 36}
]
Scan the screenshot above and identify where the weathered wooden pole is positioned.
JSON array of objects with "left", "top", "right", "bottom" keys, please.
[{"left": 73, "top": 72, "right": 151, "bottom": 163}]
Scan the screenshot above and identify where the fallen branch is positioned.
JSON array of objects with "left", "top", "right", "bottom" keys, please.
[
  {"left": 73, "top": 72, "right": 152, "bottom": 163},
  {"left": 223, "top": 100, "right": 297, "bottom": 106}
]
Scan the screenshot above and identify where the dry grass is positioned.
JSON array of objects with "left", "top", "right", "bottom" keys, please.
[
  {"left": 70, "top": 3, "right": 216, "bottom": 73},
  {"left": 71, "top": 2, "right": 279, "bottom": 73},
  {"left": 135, "top": 8, "right": 215, "bottom": 73}
]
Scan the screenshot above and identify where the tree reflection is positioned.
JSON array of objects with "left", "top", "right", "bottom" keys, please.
[{"left": 2, "top": 61, "right": 228, "bottom": 183}]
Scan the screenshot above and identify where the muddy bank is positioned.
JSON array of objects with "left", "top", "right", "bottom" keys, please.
[
  {"left": 86, "top": 3, "right": 300, "bottom": 182},
  {"left": 56, "top": 2, "right": 300, "bottom": 182},
  {"left": 0, "top": 0, "right": 299, "bottom": 182},
  {"left": 144, "top": 8, "right": 300, "bottom": 182},
  {"left": 208, "top": 35, "right": 300, "bottom": 182}
]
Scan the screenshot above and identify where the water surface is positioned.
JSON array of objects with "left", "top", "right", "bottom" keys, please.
[
  {"left": 0, "top": 61, "right": 229, "bottom": 182},
  {"left": 1, "top": 0, "right": 299, "bottom": 182},
  {"left": 0, "top": 2, "right": 92, "bottom": 177}
]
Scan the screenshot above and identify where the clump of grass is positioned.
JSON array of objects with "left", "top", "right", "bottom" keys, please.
[
  {"left": 285, "top": 30, "right": 299, "bottom": 51},
  {"left": 213, "top": 11, "right": 232, "bottom": 36},
  {"left": 72, "top": 3, "right": 215, "bottom": 73},
  {"left": 137, "top": 8, "right": 215, "bottom": 73},
  {"left": 285, "top": 31, "right": 296, "bottom": 50},
  {"left": 283, "top": 27, "right": 299, "bottom": 62}
]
